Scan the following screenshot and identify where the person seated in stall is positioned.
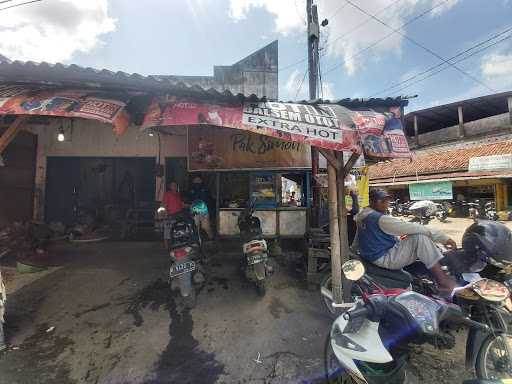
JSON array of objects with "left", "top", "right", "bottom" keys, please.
[{"left": 354, "top": 189, "right": 458, "bottom": 293}]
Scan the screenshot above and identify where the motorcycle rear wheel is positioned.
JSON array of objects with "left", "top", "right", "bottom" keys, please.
[{"left": 476, "top": 333, "right": 512, "bottom": 380}]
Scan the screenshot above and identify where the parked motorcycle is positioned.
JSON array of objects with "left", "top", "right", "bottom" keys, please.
[
  {"left": 485, "top": 201, "right": 499, "bottom": 221},
  {"left": 238, "top": 200, "right": 273, "bottom": 296},
  {"left": 409, "top": 200, "right": 437, "bottom": 225},
  {"left": 435, "top": 202, "right": 449, "bottom": 222},
  {"left": 163, "top": 210, "right": 206, "bottom": 308},
  {"left": 324, "top": 260, "right": 512, "bottom": 383}
]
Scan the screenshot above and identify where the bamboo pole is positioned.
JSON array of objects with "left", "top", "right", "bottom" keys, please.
[{"left": 327, "top": 161, "right": 343, "bottom": 304}]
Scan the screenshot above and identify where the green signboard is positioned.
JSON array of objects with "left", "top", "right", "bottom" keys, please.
[{"left": 409, "top": 181, "right": 453, "bottom": 201}]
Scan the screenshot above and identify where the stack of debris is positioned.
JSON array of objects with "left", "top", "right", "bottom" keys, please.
[{"left": 0, "top": 222, "right": 59, "bottom": 266}]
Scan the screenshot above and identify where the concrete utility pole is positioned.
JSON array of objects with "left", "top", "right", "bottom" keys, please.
[{"left": 307, "top": 0, "right": 321, "bottom": 227}]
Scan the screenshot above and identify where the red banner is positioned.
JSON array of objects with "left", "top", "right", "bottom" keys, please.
[
  {"left": 0, "top": 85, "right": 130, "bottom": 135},
  {"left": 142, "top": 97, "right": 410, "bottom": 158}
]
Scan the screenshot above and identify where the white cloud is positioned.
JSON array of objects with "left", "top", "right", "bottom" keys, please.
[
  {"left": 482, "top": 53, "right": 512, "bottom": 81},
  {"left": 284, "top": 68, "right": 308, "bottom": 100},
  {"left": 0, "top": 0, "right": 116, "bottom": 63},
  {"left": 229, "top": 0, "right": 459, "bottom": 75},
  {"left": 320, "top": 81, "right": 335, "bottom": 100},
  {"left": 229, "top": 0, "right": 306, "bottom": 35}
]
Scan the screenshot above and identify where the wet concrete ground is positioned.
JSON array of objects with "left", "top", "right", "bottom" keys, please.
[
  {"left": 1, "top": 218, "right": 508, "bottom": 383},
  {"left": 0, "top": 241, "right": 329, "bottom": 384}
]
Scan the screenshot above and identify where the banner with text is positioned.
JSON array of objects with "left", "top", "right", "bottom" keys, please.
[
  {"left": 188, "top": 126, "right": 311, "bottom": 170},
  {"left": 409, "top": 181, "right": 453, "bottom": 201},
  {"left": 0, "top": 85, "right": 130, "bottom": 135},
  {"left": 143, "top": 97, "right": 410, "bottom": 158}
]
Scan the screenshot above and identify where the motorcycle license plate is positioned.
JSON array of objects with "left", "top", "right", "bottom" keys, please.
[
  {"left": 170, "top": 261, "right": 196, "bottom": 278},
  {"left": 247, "top": 253, "right": 266, "bottom": 265}
]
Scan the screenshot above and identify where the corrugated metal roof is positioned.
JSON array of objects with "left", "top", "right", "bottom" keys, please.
[
  {"left": 404, "top": 91, "right": 512, "bottom": 136},
  {"left": 0, "top": 58, "right": 408, "bottom": 107},
  {"left": 369, "top": 140, "right": 512, "bottom": 180}
]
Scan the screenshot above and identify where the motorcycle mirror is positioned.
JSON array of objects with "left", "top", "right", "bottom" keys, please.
[{"left": 342, "top": 260, "right": 365, "bottom": 281}]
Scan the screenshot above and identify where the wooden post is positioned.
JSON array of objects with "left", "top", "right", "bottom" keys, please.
[
  {"left": 327, "top": 161, "right": 343, "bottom": 304},
  {"left": 413, "top": 115, "right": 419, "bottom": 146},
  {"left": 458, "top": 106, "right": 465, "bottom": 138},
  {"left": 311, "top": 147, "right": 320, "bottom": 227},
  {"left": 0, "top": 116, "right": 29, "bottom": 156},
  {"left": 335, "top": 151, "right": 352, "bottom": 303}
]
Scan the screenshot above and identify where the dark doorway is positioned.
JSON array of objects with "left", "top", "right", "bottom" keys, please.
[
  {"left": 165, "top": 157, "right": 188, "bottom": 194},
  {"left": 45, "top": 157, "right": 156, "bottom": 225},
  {"left": 0, "top": 129, "right": 37, "bottom": 226}
]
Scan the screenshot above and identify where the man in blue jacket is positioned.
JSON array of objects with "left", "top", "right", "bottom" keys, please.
[{"left": 355, "top": 189, "right": 457, "bottom": 292}]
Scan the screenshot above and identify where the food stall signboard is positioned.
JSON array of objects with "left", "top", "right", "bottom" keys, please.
[
  {"left": 409, "top": 181, "right": 453, "bottom": 201},
  {"left": 188, "top": 126, "right": 311, "bottom": 170},
  {"left": 143, "top": 97, "right": 410, "bottom": 158}
]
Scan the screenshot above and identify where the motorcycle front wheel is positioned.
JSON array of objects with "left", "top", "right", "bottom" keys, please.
[
  {"left": 256, "top": 280, "right": 266, "bottom": 297},
  {"left": 324, "top": 337, "right": 361, "bottom": 384},
  {"left": 476, "top": 333, "right": 512, "bottom": 380}
]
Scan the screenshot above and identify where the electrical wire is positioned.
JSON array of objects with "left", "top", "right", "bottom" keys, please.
[
  {"left": 328, "top": 0, "right": 402, "bottom": 49},
  {"left": 279, "top": 0, "right": 440, "bottom": 73},
  {"left": 323, "top": 0, "right": 453, "bottom": 75},
  {"left": 330, "top": 1, "right": 350, "bottom": 20},
  {"left": 335, "top": 0, "right": 495, "bottom": 92},
  {"left": 295, "top": 68, "right": 308, "bottom": 100},
  {"left": 370, "top": 26, "right": 512, "bottom": 97},
  {"left": 378, "top": 32, "right": 512, "bottom": 95},
  {"left": 0, "top": 0, "right": 42, "bottom": 11},
  {"left": 0, "top": 0, "right": 15, "bottom": 4}
]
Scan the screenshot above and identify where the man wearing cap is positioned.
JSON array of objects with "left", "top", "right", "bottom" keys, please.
[{"left": 354, "top": 188, "right": 457, "bottom": 292}]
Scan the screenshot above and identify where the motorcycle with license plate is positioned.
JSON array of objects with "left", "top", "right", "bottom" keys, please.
[
  {"left": 324, "top": 260, "right": 512, "bottom": 383},
  {"left": 237, "top": 199, "right": 273, "bottom": 296},
  {"left": 159, "top": 207, "right": 206, "bottom": 308}
]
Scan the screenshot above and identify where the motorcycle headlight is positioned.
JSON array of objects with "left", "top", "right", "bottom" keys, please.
[
  {"left": 470, "top": 278, "right": 510, "bottom": 303},
  {"left": 394, "top": 291, "right": 441, "bottom": 334}
]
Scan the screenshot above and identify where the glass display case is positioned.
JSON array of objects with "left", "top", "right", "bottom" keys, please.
[{"left": 250, "top": 172, "right": 277, "bottom": 208}]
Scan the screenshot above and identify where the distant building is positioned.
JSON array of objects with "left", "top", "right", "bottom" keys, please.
[{"left": 369, "top": 91, "right": 512, "bottom": 212}]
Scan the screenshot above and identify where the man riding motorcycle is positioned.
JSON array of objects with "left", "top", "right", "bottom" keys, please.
[{"left": 354, "top": 189, "right": 458, "bottom": 293}]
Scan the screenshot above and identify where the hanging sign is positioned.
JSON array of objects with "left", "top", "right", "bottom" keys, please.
[
  {"left": 143, "top": 97, "right": 410, "bottom": 158},
  {"left": 469, "top": 154, "right": 512, "bottom": 172},
  {"left": 188, "top": 126, "right": 311, "bottom": 171},
  {"left": 409, "top": 181, "right": 453, "bottom": 201},
  {"left": 0, "top": 85, "right": 131, "bottom": 135}
]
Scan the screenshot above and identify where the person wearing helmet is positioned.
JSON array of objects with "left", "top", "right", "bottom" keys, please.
[
  {"left": 354, "top": 189, "right": 458, "bottom": 292},
  {"left": 188, "top": 177, "right": 214, "bottom": 240}
]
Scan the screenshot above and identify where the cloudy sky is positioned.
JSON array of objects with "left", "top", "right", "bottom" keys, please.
[{"left": 0, "top": 0, "right": 511, "bottom": 112}]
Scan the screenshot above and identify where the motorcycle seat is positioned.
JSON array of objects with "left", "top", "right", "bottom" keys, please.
[{"left": 361, "top": 260, "right": 413, "bottom": 289}]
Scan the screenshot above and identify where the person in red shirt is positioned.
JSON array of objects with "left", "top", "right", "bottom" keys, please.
[{"left": 163, "top": 181, "right": 184, "bottom": 215}]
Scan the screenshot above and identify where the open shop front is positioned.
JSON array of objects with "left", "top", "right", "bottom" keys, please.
[{"left": 187, "top": 126, "right": 312, "bottom": 238}]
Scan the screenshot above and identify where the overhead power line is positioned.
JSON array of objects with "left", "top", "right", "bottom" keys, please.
[
  {"left": 280, "top": 0, "right": 403, "bottom": 72},
  {"left": 339, "top": 0, "right": 495, "bottom": 92},
  {"left": 374, "top": 30, "right": 512, "bottom": 96},
  {"left": 370, "top": 26, "right": 512, "bottom": 97},
  {"left": 0, "top": 0, "right": 43, "bottom": 11},
  {"left": 323, "top": 0, "right": 453, "bottom": 76}
]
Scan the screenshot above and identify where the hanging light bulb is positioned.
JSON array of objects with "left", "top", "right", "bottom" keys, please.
[{"left": 57, "top": 126, "right": 65, "bottom": 142}]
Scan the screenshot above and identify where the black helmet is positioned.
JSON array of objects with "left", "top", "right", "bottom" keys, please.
[{"left": 462, "top": 220, "right": 512, "bottom": 267}]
